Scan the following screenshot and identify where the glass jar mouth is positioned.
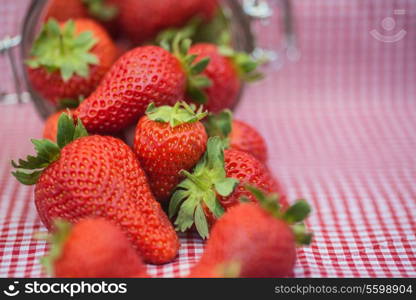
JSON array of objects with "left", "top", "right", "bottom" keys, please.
[
  {"left": 19, "top": 0, "right": 256, "bottom": 119},
  {"left": 4, "top": 0, "right": 297, "bottom": 119}
]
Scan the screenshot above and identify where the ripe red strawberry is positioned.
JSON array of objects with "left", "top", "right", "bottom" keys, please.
[
  {"left": 45, "top": 0, "right": 119, "bottom": 24},
  {"left": 169, "top": 137, "right": 287, "bottom": 238},
  {"left": 44, "top": 0, "right": 88, "bottom": 22},
  {"left": 115, "top": 0, "right": 218, "bottom": 44},
  {"left": 134, "top": 102, "right": 208, "bottom": 201},
  {"left": 204, "top": 110, "right": 268, "bottom": 163},
  {"left": 76, "top": 40, "right": 211, "bottom": 134},
  {"left": 187, "top": 43, "right": 262, "bottom": 112},
  {"left": 189, "top": 186, "right": 312, "bottom": 278},
  {"left": 27, "top": 19, "right": 117, "bottom": 105},
  {"left": 76, "top": 46, "right": 184, "bottom": 133},
  {"left": 12, "top": 114, "right": 179, "bottom": 264},
  {"left": 41, "top": 218, "right": 148, "bottom": 277},
  {"left": 229, "top": 120, "right": 268, "bottom": 163},
  {"left": 220, "top": 149, "right": 286, "bottom": 211},
  {"left": 43, "top": 109, "right": 76, "bottom": 142}
]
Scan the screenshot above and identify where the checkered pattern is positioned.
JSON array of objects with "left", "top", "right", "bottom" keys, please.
[{"left": 1, "top": 0, "right": 415, "bottom": 277}]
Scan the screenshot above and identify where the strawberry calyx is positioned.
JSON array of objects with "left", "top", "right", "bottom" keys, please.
[
  {"left": 219, "top": 46, "right": 263, "bottom": 82},
  {"left": 146, "top": 101, "right": 207, "bottom": 127},
  {"left": 39, "top": 219, "right": 72, "bottom": 276},
  {"left": 26, "top": 19, "right": 99, "bottom": 81},
  {"left": 192, "top": 8, "right": 231, "bottom": 46},
  {"left": 83, "top": 0, "right": 119, "bottom": 22},
  {"left": 169, "top": 34, "right": 212, "bottom": 104},
  {"left": 169, "top": 137, "right": 239, "bottom": 239},
  {"left": 11, "top": 113, "right": 88, "bottom": 185},
  {"left": 156, "top": 17, "right": 203, "bottom": 48},
  {"left": 157, "top": 8, "right": 231, "bottom": 49},
  {"left": 244, "top": 185, "right": 313, "bottom": 246},
  {"left": 203, "top": 109, "right": 233, "bottom": 147}
]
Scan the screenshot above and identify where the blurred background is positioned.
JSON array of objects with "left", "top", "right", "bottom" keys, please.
[{"left": 0, "top": 0, "right": 415, "bottom": 277}]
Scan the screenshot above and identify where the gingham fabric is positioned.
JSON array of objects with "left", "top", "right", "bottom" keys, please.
[{"left": 1, "top": 0, "right": 415, "bottom": 278}]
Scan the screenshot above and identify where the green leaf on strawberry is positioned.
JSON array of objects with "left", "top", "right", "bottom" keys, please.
[
  {"left": 83, "top": 0, "right": 119, "bottom": 22},
  {"left": 203, "top": 109, "right": 233, "bottom": 147},
  {"left": 169, "top": 137, "right": 238, "bottom": 239},
  {"left": 244, "top": 185, "right": 313, "bottom": 246},
  {"left": 292, "top": 223, "right": 313, "bottom": 245},
  {"left": 156, "top": 8, "right": 231, "bottom": 47},
  {"left": 194, "top": 204, "right": 209, "bottom": 240},
  {"left": 191, "top": 57, "right": 210, "bottom": 75},
  {"left": 170, "top": 34, "right": 212, "bottom": 104},
  {"left": 11, "top": 113, "right": 88, "bottom": 185},
  {"left": 26, "top": 19, "right": 99, "bottom": 81},
  {"left": 218, "top": 46, "right": 264, "bottom": 82},
  {"left": 156, "top": 17, "right": 203, "bottom": 50},
  {"left": 145, "top": 101, "right": 207, "bottom": 128},
  {"left": 57, "top": 113, "right": 76, "bottom": 148},
  {"left": 39, "top": 220, "right": 72, "bottom": 276},
  {"left": 283, "top": 199, "right": 311, "bottom": 223}
]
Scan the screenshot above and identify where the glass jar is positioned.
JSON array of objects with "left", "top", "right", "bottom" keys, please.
[{"left": 16, "top": 0, "right": 296, "bottom": 119}]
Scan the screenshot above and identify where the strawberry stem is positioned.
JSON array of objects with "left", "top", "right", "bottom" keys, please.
[
  {"left": 169, "top": 137, "right": 238, "bottom": 238},
  {"left": 180, "top": 170, "right": 209, "bottom": 190},
  {"left": 169, "top": 33, "right": 212, "bottom": 104}
]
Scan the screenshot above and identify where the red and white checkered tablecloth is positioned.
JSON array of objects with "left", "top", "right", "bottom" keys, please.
[{"left": 0, "top": 0, "right": 415, "bottom": 278}]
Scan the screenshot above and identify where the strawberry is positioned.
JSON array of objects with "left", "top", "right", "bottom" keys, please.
[
  {"left": 204, "top": 110, "right": 268, "bottom": 163},
  {"left": 84, "top": 0, "right": 121, "bottom": 37},
  {"left": 27, "top": 19, "right": 117, "bottom": 106},
  {"left": 134, "top": 102, "right": 208, "bottom": 201},
  {"left": 189, "top": 186, "right": 312, "bottom": 278},
  {"left": 229, "top": 120, "right": 268, "bottom": 163},
  {"left": 12, "top": 113, "right": 179, "bottom": 264},
  {"left": 45, "top": 0, "right": 119, "bottom": 24},
  {"left": 116, "top": 0, "right": 218, "bottom": 44},
  {"left": 43, "top": 110, "right": 74, "bottom": 142},
  {"left": 169, "top": 137, "right": 287, "bottom": 238},
  {"left": 186, "top": 43, "right": 262, "bottom": 112},
  {"left": 44, "top": 0, "right": 88, "bottom": 22},
  {"left": 41, "top": 218, "right": 148, "bottom": 277},
  {"left": 76, "top": 39, "right": 211, "bottom": 134},
  {"left": 220, "top": 149, "right": 286, "bottom": 210},
  {"left": 76, "top": 45, "right": 184, "bottom": 134}
]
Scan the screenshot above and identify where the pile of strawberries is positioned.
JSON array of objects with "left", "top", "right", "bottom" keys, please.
[{"left": 12, "top": 0, "right": 313, "bottom": 278}]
